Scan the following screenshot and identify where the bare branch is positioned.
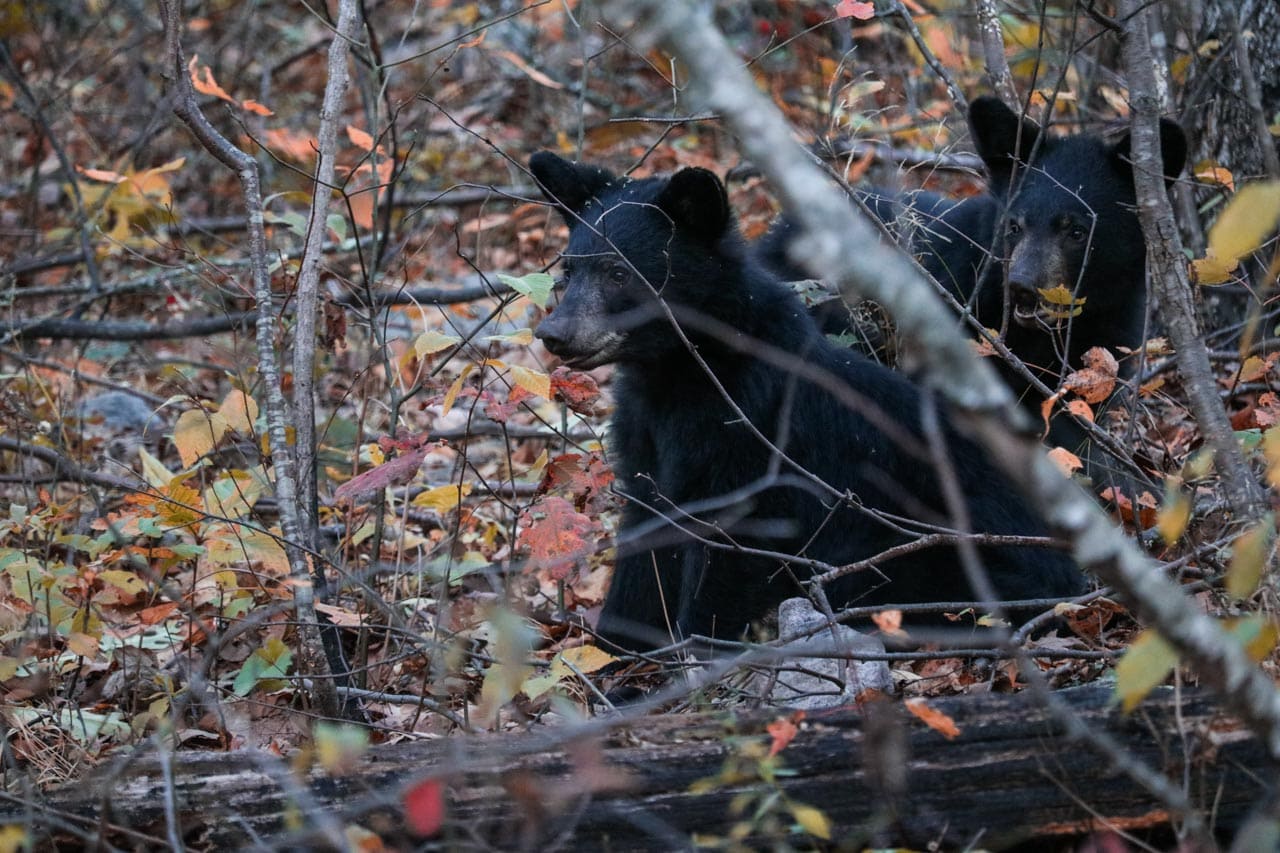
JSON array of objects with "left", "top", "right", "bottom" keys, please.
[
  {"left": 157, "top": 0, "right": 338, "bottom": 718},
  {"left": 600, "top": 0, "right": 1280, "bottom": 763}
]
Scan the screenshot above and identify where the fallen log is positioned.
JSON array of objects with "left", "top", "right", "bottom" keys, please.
[{"left": 2, "top": 685, "right": 1268, "bottom": 850}]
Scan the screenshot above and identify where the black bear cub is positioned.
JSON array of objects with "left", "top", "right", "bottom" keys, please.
[
  {"left": 530, "top": 151, "right": 1083, "bottom": 651},
  {"left": 758, "top": 97, "right": 1187, "bottom": 475}
]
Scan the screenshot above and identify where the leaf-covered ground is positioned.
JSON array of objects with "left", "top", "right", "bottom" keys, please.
[{"left": 0, "top": 0, "right": 1277, "bottom": 806}]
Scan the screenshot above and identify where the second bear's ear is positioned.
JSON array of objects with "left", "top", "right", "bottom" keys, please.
[
  {"left": 969, "top": 95, "right": 1042, "bottom": 183},
  {"left": 1111, "top": 119, "right": 1188, "bottom": 186},
  {"left": 656, "top": 167, "right": 730, "bottom": 241},
  {"left": 529, "top": 151, "right": 616, "bottom": 217}
]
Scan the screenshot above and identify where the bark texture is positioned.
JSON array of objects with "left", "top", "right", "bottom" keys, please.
[{"left": 5, "top": 687, "right": 1268, "bottom": 851}]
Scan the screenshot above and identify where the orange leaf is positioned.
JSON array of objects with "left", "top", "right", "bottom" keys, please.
[
  {"left": 77, "top": 165, "right": 126, "bottom": 183},
  {"left": 404, "top": 779, "right": 445, "bottom": 837},
  {"left": 187, "top": 55, "right": 235, "bottom": 103},
  {"left": 349, "top": 192, "right": 375, "bottom": 230},
  {"left": 241, "top": 99, "right": 274, "bottom": 116},
  {"left": 767, "top": 713, "right": 804, "bottom": 757},
  {"left": 904, "top": 698, "right": 961, "bottom": 739},
  {"left": 1065, "top": 399, "right": 1094, "bottom": 422},
  {"left": 871, "top": 609, "right": 903, "bottom": 634},
  {"left": 138, "top": 602, "right": 180, "bottom": 625},
  {"left": 347, "top": 125, "right": 375, "bottom": 152},
  {"left": 1047, "top": 446, "right": 1082, "bottom": 476},
  {"left": 1062, "top": 347, "right": 1118, "bottom": 404}
]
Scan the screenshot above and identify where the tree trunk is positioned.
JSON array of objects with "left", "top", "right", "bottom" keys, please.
[
  {"left": 1184, "top": 0, "right": 1280, "bottom": 183},
  {"left": 8, "top": 686, "right": 1269, "bottom": 851},
  {"left": 1179, "top": 0, "right": 1280, "bottom": 341}
]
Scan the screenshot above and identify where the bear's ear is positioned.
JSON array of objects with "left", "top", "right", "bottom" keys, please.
[
  {"left": 1111, "top": 119, "right": 1188, "bottom": 185},
  {"left": 969, "top": 95, "right": 1042, "bottom": 183},
  {"left": 529, "top": 151, "right": 616, "bottom": 217},
  {"left": 655, "top": 167, "right": 730, "bottom": 240}
]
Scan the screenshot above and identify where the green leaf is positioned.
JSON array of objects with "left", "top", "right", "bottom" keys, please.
[
  {"left": 498, "top": 272, "right": 555, "bottom": 309},
  {"left": 1226, "top": 615, "right": 1280, "bottom": 661},
  {"left": 1113, "top": 629, "right": 1178, "bottom": 712},
  {"left": 233, "top": 639, "right": 294, "bottom": 696}
]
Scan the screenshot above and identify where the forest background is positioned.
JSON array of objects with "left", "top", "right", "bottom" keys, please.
[{"left": 1, "top": 0, "right": 1280, "bottom": 849}]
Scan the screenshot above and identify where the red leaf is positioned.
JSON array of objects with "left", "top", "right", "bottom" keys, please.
[
  {"left": 835, "top": 0, "right": 875, "bottom": 20},
  {"left": 550, "top": 366, "right": 603, "bottom": 414},
  {"left": 518, "top": 496, "right": 599, "bottom": 580},
  {"left": 542, "top": 452, "right": 615, "bottom": 506},
  {"left": 333, "top": 447, "right": 428, "bottom": 503},
  {"left": 487, "top": 384, "right": 532, "bottom": 424},
  {"left": 404, "top": 778, "right": 445, "bottom": 837}
]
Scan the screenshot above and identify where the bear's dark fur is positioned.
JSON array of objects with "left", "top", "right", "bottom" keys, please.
[
  {"left": 529, "top": 151, "right": 1084, "bottom": 651},
  {"left": 756, "top": 98, "right": 1187, "bottom": 476}
]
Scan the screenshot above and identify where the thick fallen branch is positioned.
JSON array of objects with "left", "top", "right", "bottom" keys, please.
[{"left": 5, "top": 686, "right": 1264, "bottom": 850}]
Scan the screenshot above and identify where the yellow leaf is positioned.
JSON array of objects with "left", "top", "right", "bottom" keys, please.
[
  {"left": 483, "top": 328, "right": 535, "bottom": 346},
  {"left": 158, "top": 481, "right": 204, "bottom": 527},
  {"left": 206, "top": 525, "right": 290, "bottom": 575},
  {"left": 1156, "top": 483, "right": 1191, "bottom": 546},
  {"left": 414, "top": 330, "right": 461, "bottom": 357},
  {"left": 1226, "top": 616, "right": 1280, "bottom": 662},
  {"left": 138, "top": 446, "right": 174, "bottom": 489},
  {"left": 99, "top": 569, "right": 147, "bottom": 596},
  {"left": 560, "top": 644, "right": 616, "bottom": 674},
  {"left": 1190, "top": 248, "right": 1239, "bottom": 285},
  {"left": 219, "top": 389, "right": 259, "bottom": 434},
  {"left": 1113, "top": 629, "right": 1178, "bottom": 712},
  {"left": 1264, "top": 427, "right": 1280, "bottom": 489},
  {"left": 1194, "top": 161, "right": 1234, "bottom": 191},
  {"left": 174, "top": 408, "right": 229, "bottom": 467},
  {"left": 788, "top": 802, "right": 832, "bottom": 840},
  {"left": 412, "top": 482, "right": 472, "bottom": 513},
  {"left": 1207, "top": 179, "right": 1280, "bottom": 264},
  {"left": 1237, "top": 355, "right": 1274, "bottom": 383},
  {"left": 508, "top": 365, "right": 551, "bottom": 399},
  {"left": 1226, "top": 516, "right": 1275, "bottom": 601},
  {"left": 0, "top": 825, "right": 32, "bottom": 853},
  {"left": 314, "top": 721, "right": 369, "bottom": 775},
  {"left": 66, "top": 631, "right": 100, "bottom": 658},
  {"left": 441, "top": 363, "right": 475, "bottom": 415},
  {"left": 1037, "top": 284, "right": 1087, "bottom": 307}
]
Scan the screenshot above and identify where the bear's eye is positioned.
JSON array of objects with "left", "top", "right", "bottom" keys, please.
[
  {"left": 1007, "top": 221, "right": 1023, "bottom": 238},
  {"left": 560, "top": 261, "right": 574, "bottom": 277},
  {"left": 607, "top": 264, "right": 629, "bottom": 284},
  {"left": 1067, "top": 225, "right": 1088, "bottom": 242}
]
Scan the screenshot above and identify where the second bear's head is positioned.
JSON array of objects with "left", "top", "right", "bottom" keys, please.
[{"left": 529, "top": 152, "right": 743, "bottom": 369}]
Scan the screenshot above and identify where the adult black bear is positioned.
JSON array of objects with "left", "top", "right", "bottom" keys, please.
[
  {"left": 529, "top": 151, "right": 1083, "bottom": 651},
  {"left": 757, "top": 97, "right": 1188, "bottom": 481}
]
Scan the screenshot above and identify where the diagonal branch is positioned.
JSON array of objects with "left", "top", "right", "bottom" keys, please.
[{"left": 596, "top": 0, "right": 1280, "bottom": 765}]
